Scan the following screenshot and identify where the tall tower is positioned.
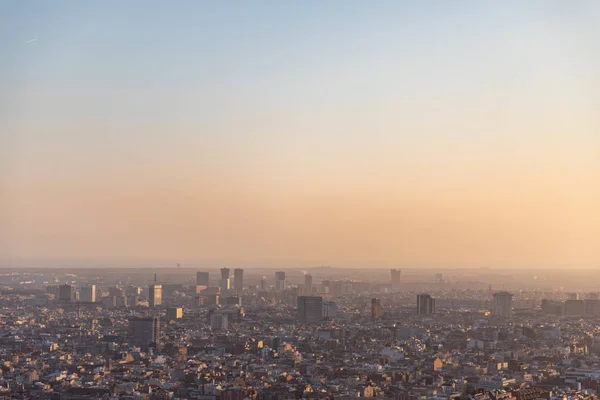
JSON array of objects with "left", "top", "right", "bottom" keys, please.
[
  {"left": 391, "top": 269, "right": 401, "bottom": 287},
  {"left": 148, "top": 284, "right": 162, "bottom": 308},
  {"left": 371, "top": 298, "right": 382, "bottom": 321},
  {"left": 275, "top": 271, "right": 286, "bottom": 291},
  {"left": 129, "top": 316, "right": 160, "bottom": 348},
  {"left": 196, "top": 271, "right": 209, "bottom": 286},
  {"left": 304, "top": 273, "right": 313, "bottom": 295},
  {"left": 58, "top": 284, "right": 75, "bottom": 303},
  {"left": 220, "top": 268, "right": 230, "bottom": 280},
  {"left": 298, "top": 296, "right": 323, "bottom": 323},
  {"left": 492, "top": 292, "right": 513, "bottom": 317},
  {"left": 80, "top": 284, "right": 96, "bottom": 303},
  {"left": 233, "top": 268, "right": 244, "bottom": 292},
  {"left": 416, "top": 293, "right": 436, "bottom": 315}
]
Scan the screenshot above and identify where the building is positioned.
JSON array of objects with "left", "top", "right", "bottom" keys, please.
[
  {"left": 565, "top": 299, "right": 585, "bottom": 316},
  {"left": 221, "top": 268, "right": 230, "bottom": 280},
  {"left": 233, "top": 268, "right": 244, "bottom": 292},
  {"left": 58, "top": 284, "right": 75, "bottom": 303},
  {"left": 80, "top": 284, "right": 96, "bottom": 303},
  {"left": 205, "top": 294, "right": 219, "bottom": 306},
  {"left": 371, "top": 298, "right": 382, "bottom": 321},
  {"left": 127, "top": 294, "right": 138, "bottom": 307},
  {"left": 148, "top": 284, "right": 162, "bottom": 308},
  {"left": 434, "top": 273, "right": 443, "bottom": 284},
  {"left": 391, "top": 269, "right": 401, "bottom": 287},
  {"left": 166, "top": 307, "right": 183, "bottom": 320},
  {"left": 417, "top": 293, "right": 436, "bottom": 315},
  {"left": 219, "top": 278, "right": 230, "bottom": 291},
  {"left": 210, "top": 312, "right": 229, "bottom": 330},
  {"left": 224, "top": 296, "right": 241, "bottom": 306},
  {"left": 298, "top": 296, "right": 323, "bottom": 323},
  {"left": 304, "top": 273, "right": 313, "bottom": 295},
  {"left": 275, "top": 271, "right": 286, "bottom": 291},
  {"left": 196, "top": 271, "right": 209, "bottom": 286},
  {"left": 109, "top": 286, "right": 124, "bottom": 298},
  {"left": 192, "top": 296, "right": 204, "bottom": 307},
  {"left": 129, "top": 316, "right": 160, "bottom": 348},
  {"left": 260, "top": 276, "right": 267, "bottom": 291},
  {"left": 322, "top": 301, "right": 338, "bottom": 318},
  {"left": 102, "top": 296, "right": 116, "bottom": 309},
  {"left": 492, "top": 291, "right": 513, "bottom": 317},
  {"left": 115, "top": 295, "right": 127, "bottom": 307}
]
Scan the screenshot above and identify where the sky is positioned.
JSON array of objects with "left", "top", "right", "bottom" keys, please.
[{"left": 1, "top": 1, "right": 599, "bottom": 269}]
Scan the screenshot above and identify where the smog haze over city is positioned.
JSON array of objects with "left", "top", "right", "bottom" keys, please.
[{"left": 1, "top": 2, "right": 600, "bottom": 400}]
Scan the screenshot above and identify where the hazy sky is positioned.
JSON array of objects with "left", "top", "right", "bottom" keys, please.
[{"left": 1, "top": 1, "right": 599, "bottom": 268}]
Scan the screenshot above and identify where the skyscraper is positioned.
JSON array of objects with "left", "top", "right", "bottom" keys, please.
[
  {"left": 148, "top": 284, "right": 162, "bottom": 308},
  {"left": 298, "top": 296, "right": 323, "bottom": 323},
  {"left": 275, "top": 271, "right": 286, "bottom": 291},
  {"left": 196, "top": 271, "right": 209, "bottom": 286},
  {"left": 219, "top": 278, "right": 230, "bottom": 291},
  {"left": 129, "top": 316, "right": 160, "bottom": 348},
  {"left": 492, "top": 292, "right": 513, "bottom": 317},
  {"left": 391, "top": 269, "right": 401, "bottom": 287},
  {"left": 304, "top": 273, "right": 313, "bottom": 295},
  {"left": 58, "top": 284, "right": 75, "bottom": 303},
  {"left": 80, "top": 284, "right": 96, "bottom": 303},
  {"left": 233, "top": 268, "right": 244, "bottom": 292},
  {"left": 221, "top": 268, "right": 230, "bottom": 280},
  {"left": 416, "top": 293, "right": 435, "bottom": 315},
  {"left": 371, "top": 298, "right": 382, "bottom": 321}
]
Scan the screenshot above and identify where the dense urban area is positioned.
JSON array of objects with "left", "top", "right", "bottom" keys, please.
[{"left": 1, "top": 266, "right": 599, "bottom": 400}]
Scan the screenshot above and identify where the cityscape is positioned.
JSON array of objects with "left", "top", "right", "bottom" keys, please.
[
  {"left": 3, "top": 1, "right": 600, "bottom": 400},
  {"left": 1, "top": 267, "right": 600, "bottom": 399}
]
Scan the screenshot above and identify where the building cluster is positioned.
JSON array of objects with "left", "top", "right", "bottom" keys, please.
[{"left": 0, "top": 268, "right": 598, "bottom": 400}]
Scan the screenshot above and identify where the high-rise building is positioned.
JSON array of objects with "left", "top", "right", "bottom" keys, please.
[
  {"left": 492, "top": 292, "right": 513, "bottom": 317},
  {"left": 260, "top": 276, "right": 267, "bottom": 291},
  {"left": 416, "top": 293, "right": 436, "bottom": 315},
  {"left": 210, "top": 312, "right": 229, "bottom": 330},
  {"left": 371, "top": 298, "right": 382, "bottom": 321},
  {"left": 298, "top": 296, "right": 323, "bottom": 323},
  {"left": 566, "top": 292, "right": 579, "bottom": 301},
  {"left": 166, "top": 307, "right": 183, "bottom": 320},
  {"left": 196, "top": 271, "right": 209, "bottom": 286},
  {"left": 58, "top": 284, "right": 75, "bottom": 303},
  {"left": 275, "top": 271, "right": 286, "bottom": 291},
  {"left": 148, "top": 284, "right": 162, "bottom": 308},
  {"left": 129, "top": 316, "right": 160, "bottom": 348},
  {"left": 233, "top": 268, "right": 244, "bottom": 292},
  {"left": 80, "top": 284, "right": 96, "bottom": 303},
  {"left": 219, "top": 278, "right": 230, "bottom": 291},
  {"left": 221, "top": 268, "right": 230, "bottom": 280},
  {"left": 434, "top": 273, "right": 443, "bottom": 284},
  {"left": 304, "top": 273, "right": 313, "bottom": 295},
  {"left": 391, "top": 269, "right": 401, "bottom": 287}
]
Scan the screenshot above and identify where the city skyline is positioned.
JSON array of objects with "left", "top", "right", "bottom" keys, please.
[{"left": 2, "top": 1, "right": 599, "bottom": 268}]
